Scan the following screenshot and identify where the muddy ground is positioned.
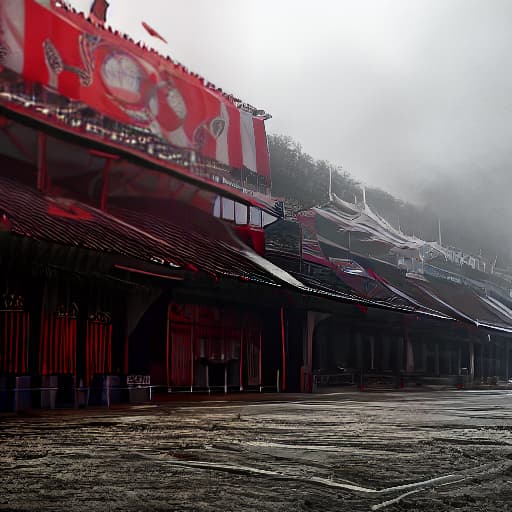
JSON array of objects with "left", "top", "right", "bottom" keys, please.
[{"left": 1, "top": 390, "right": 512, "bottom": 511}]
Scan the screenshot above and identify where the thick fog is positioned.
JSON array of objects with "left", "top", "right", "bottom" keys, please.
[{"left": 69, "top": 0, "right": 512, "bottom": 260}]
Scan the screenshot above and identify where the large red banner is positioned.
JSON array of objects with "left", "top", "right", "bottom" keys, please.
[{"left": 0, "top": 0, "right": 270, "bottom": 177}]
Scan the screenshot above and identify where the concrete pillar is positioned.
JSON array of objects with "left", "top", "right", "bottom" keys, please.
[
  {"left": 504, "top": 341, "right": 510, "bottom": 381},
  {"left": 469, "top": 341, "right": 475, "bottom": 383},
  {"left": 304, "top": 312, "right": 314, "bottom": 392},
  {"left": 487, "top": 342, "right": 493, "bottom": 379},
  {"left": 434, "top": 343, "right": 440, "bottom": 376},
  {"left": 479, "top": 342, "right": 484, "bottom": 380},
  {"left": 457, "top": 342, "right": 462, "bottom": 376},
  {"left": 369, "top": 335, "right": 375, "bottom": 370},
  {"left": 422, "top": 340, "right": 428, "bottom": 373},
  {"left": 382, "top": 336, "right": 393, "bottom": 370},
  {"left": 396, "top": 336, "right": 404, "bottom": 373},
  {"left": 494, "top": 342, "right": 498, "bottom": 377},
  {"left": 406, "top": 337, "right": 414, "bottom": 373},
  {"left": 355, "top": 332, "right": 363, "bottom": 369},
  {"left": 354, "top": 331, "right": 364, "bottom": 389}
]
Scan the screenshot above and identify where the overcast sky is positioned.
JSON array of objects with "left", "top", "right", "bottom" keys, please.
[{"left": 69, "top": 0, "right": 512, "bottom": 209}]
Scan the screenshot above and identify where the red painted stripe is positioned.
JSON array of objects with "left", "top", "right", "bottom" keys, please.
[
  {"left": 54, "top": 317, "right": 61, "bottom": 374},
  {"left": 93, "top": 323, "right": 98, "bottom": 376},
  {"left": 8, "top": 313, "right": 14, "bottom": 374},
  {"left": 63, "top": 318, "right": 68, "bottom": 375},
  {"left": 108, "top": 324, "right": 112, "bottom": 372},
  {"left": 47, "top": 315, "right": 53, "bottom": 374},
  {"left": 70, "top": 320, "right": 76, "bottom": 375},
  {"left": 21, "top": 313, "right": 27, "bottom": 374},
  {"left": 239, "top": 329, "right": 243, "bottom": 389},
  {"left": 3, "top": 313, "right": 7, "bottom": 373},
  {"left": 99, "top": 324, "right": 104, "bottom": 373},
  {"left": 85, "top": 322, "right": 90, "bottom": 385},
  {"left": 40, "top": 314, "right": 48, "bottom": 375},
  {"left": 253, "top": 118, "right": 271, "bottom": 180},
  {"left": 14, "top": 313, "right": 19, "bottom": 374}
]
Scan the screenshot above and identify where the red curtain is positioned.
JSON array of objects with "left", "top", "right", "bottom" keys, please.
[
  {"left": 245, "top": 327, "right": 260, "bottom": 386},
  {"left": 0, "top": 311, "right": 30, "bottom": 374},
  {"left": 85, "top": 321, "right": 112, "bottom": 385},
  {"left": 39, "top": 314, "right": 77, "bottom": 375},
  {"left": 169, "top": 304, "right": 263, "bottom": 388},
  {"left": 171, "top": 323, "right": 192, "bottom": 387}
]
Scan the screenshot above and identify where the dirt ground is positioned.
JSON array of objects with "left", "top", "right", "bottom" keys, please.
[{"left": 1, "top": 390, "right": 512, "bottom": 511}]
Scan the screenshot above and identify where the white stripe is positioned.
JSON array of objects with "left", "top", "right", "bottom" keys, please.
[
  {"left": 240, "top": 110, "right": 257, "bottom": 172},
  {"left": 1, "top": 0, "right": 25, "bottom": 75},
  {"left": 215, "top": 103, "right": 230, "bottom": 166}
]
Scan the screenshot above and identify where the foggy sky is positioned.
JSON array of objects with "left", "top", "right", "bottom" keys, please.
[{"left": 69, "top": 0, "right": 512, "bottom": 255}]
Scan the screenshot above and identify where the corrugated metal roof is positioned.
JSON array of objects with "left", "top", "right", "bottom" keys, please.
[{"left": 0, "top": 178, "right": 284, "bottom": 286}]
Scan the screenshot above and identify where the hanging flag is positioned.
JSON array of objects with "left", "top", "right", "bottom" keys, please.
[
  {"left": 141, "top": 21, "right": 168, "bottom": 44},
  {"left": 90, "top": 0, "right": 109, "bottom": 23}
]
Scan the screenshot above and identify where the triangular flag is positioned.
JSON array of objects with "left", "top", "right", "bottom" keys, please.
[
  {"left": 141, "top": 21, "right": 168, "bottom": 44},
  {"left": 90, "top": 0, "right": 109, "bottom": 23}
]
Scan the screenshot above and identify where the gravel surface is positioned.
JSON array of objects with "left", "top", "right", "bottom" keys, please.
[{"left": 2, "top": 390, "right": 512, "bottom": 511}]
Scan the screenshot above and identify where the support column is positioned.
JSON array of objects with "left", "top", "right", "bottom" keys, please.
[
  {"left": 406, "top": 338, "right": 414, "bottom": 374},
  {"left": 504, "top": 340, "right": 510, "bottom": 382},
  {"left": 239, "top": 329, "right": 244, "bottom": 391},
  {"left": 354, "top": 331, "right": 363, "bottom": 389},
  {"left": 494, "top": 342, "right": 498, "bottom": 378},
  {"left": 37, "top": 132, "right": 48, "bottom": 191},
  {"left": 479, "top": 342, "right": 484, "bottom": 381},
  {"left": 369, "top": 336, "right": 375, "bottom": 370},
  {"left": 355, "top": 332, "right": 363, "bottom": 368},
  {"left": 382, "top": 336, "right": 391, "bottom": 370},
  {"left": 469, "top": 341, "right": 475, "bottom": 383},
  {"left": 165, "top": 308, "right": 170, "bottom": 388},
  {"left": 457, "top": 341, "right": 462, "bottom": 376},
  {"left": 487, "top": 342, "right": 493, "bottom": 380},
  {"left": 434, "top": 343, "right": 440, "bottom": 376},
  {"left": 258, "top": 327, "right": 262, "bottom": 392},
  {"left": 305, "top": 312, "right": 316, "bottom": 393},
  {"left": 396, "top": 335, "right": 404, "bottom": 372},
  {"left": 403, "top": 319, "right": 414, "bottom": 374},
  {"left": 190, "top": 324, "right": 194, "bottom": 392},
  {"left": 280, "top": 307, "right": 286, "bottom": 392}
]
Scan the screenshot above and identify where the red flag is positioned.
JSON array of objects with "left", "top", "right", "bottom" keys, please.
[
  {"left": 90, "top": 0, "right": 109, "bottom": 23},
  {"left": 142, "top": 21, "right": 168, "bottom": 44}
]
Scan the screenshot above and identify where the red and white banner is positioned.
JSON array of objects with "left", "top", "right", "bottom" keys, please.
[{"left": 0, "top": 0, "right": 270, "bottom": 177}]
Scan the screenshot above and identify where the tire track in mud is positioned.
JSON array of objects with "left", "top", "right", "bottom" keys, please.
[
  {"left": 3, "top": 391, "right": 512, "bottom": 510},
  {"left": 129, "top": 449, "right": 512, "bottom": 508}
]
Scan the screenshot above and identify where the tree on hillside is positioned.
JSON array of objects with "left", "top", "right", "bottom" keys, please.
[
  {"left": 268, "top": 134, "right": 359, "bottom": 209},
  {"left": 268, "top": 133, "right": 510, "bottom": 264}
]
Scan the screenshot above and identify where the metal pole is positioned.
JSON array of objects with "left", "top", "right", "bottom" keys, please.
[
  {"left": 37, "top": 132, "right": 47, "bottom": 191},
  {"left": 259, "top": 326, "right": 263, "bottom": 392},
  {"left": 165, "top": 306, "right": 170, "bottom": 389},
  {"left": 190, "top": 323, "right": 194, "bottom": 393},
  {"left": 280, "top": 307, "right": 286, "bottom": 392},
  {"left": 328, "top": 167, "right": 333, "bottom": 201},
  {"left": 239, "top": 328, "right": 243, "bottom": 391}
]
